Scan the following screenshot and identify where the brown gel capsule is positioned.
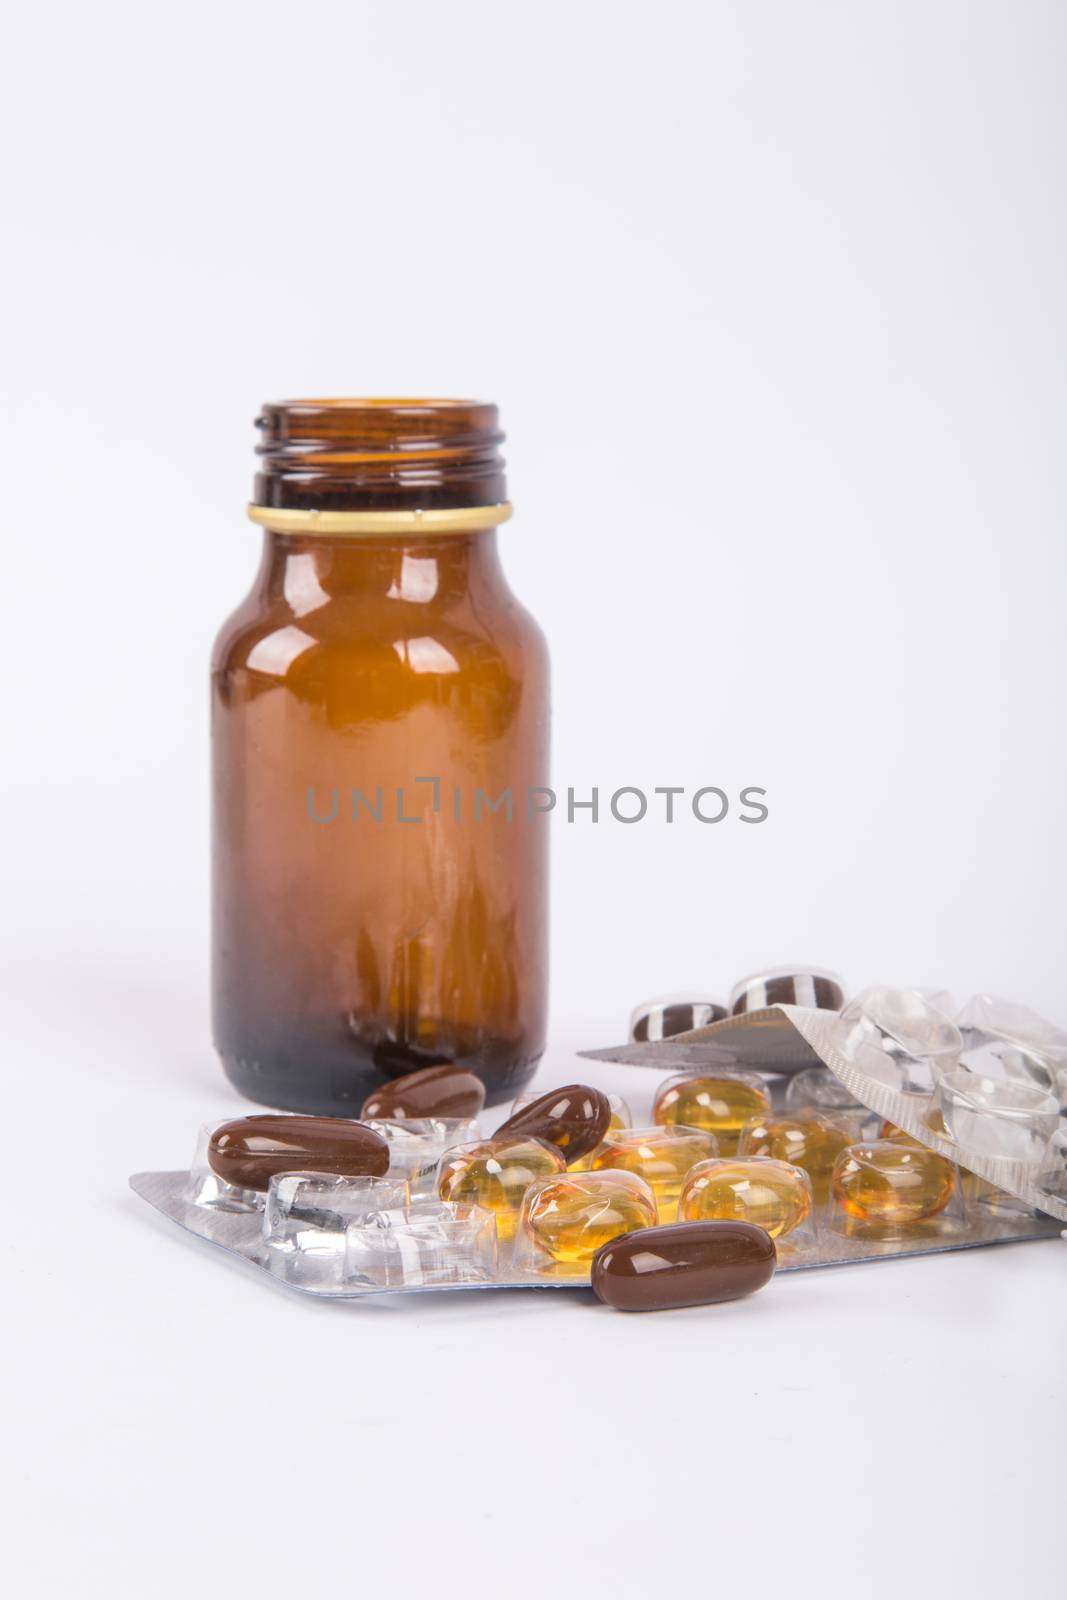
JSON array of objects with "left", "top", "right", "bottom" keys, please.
[
  {"left": 207, "top": 1115, "right": 390, "bottom": 1192},
  {"left": 360, "top": 1064, "right": 487, "bottom": 1121},
  {"left": 590, "top": 1221, "right": 776, "bottom": 1312},
  {"left": 495, "top": 1084, "right": 612, "bottom": 1164}
]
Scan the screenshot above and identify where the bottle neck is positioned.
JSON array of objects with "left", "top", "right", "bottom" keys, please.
[
  {"left": 253, "top": 398, "right": 507, "bottom": 512},
  {"left": 257, "top": 529, "right": 505, "bottom": 609}
]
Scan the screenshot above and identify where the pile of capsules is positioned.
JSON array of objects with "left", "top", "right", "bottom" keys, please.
[
  {"left": 181, "top": 972, "right": 1067, "bottom": 1310},
  {"left": 192, "top": 1071, "right": 774, "bottom": 1310}
]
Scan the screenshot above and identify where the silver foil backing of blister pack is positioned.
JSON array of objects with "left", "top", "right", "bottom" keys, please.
[
  {"left": 580, "top": 1010, "right": 822, "bottom": 1076},
  {"left": 129, "top": 1166, "right": 1061, "bottom": 1300}
]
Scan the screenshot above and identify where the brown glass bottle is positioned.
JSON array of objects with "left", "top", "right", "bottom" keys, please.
[{"left": 212, "top": 400, "right": 549, "bottom": 1112}]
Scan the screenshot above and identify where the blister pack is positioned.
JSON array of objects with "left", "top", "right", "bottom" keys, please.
[{"left": 131, "top": 980, "right": 1065, "bottom": 1305}]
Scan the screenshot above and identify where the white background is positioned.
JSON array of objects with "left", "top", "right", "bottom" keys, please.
[{"left": 2, "top": 4, "right": 1065, "bottom": 1597}]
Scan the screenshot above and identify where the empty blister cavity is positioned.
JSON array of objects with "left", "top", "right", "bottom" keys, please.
[
  {"left": 344, "top": 1203, "right": 498, "bottom": 1288},
  {"left": 958, "top": 1039, "right": 1060, "bottom": 1102},
  {"left": 912, "top": 988, "right": 956, "bottom": 1019},
  {"left": 518, "top": 1169, "right": 658, "bottom": 1269},
  {"left": 956, "top": 995, "right": 1067, "bottom": 1099},
  {"left": 679, "top": 1157, "right": 816, "bottom": 1257},
  {"left": 264, "top": 1173, "right": 411, "bottom": 1251},
  {"left": 784, "top": 1066, "right": 867, "bottom": 1114},
  {"left": 361, "top": 1117, "right": 481, "bottom": 1197},
  {"left": 261, "top": 1172, "right": 411, "bottom": 1287},
  {"left": 956, "top": 994, "right": 1067, "bottom": 1105},
  {"left": 653, "top": 1070, "right": 771, "bottom": 1154},
  {"left": 838, "top": 987, "right": 962, "bottom": 1092},
  {"left": 935, "top": 1072, "right": 1059, "bottom": 1165}
]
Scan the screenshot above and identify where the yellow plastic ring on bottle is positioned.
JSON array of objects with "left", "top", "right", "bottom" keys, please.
[{"left": 247, "top": 502, "right": 513, "bottom": 536}]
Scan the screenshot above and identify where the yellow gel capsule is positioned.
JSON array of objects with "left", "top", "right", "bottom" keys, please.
[
  {"left": 590, "top": 1126, "right": 719, "bottom": 1220},
  {"left": 437, "top": 1137, "right": 566, "bottom": 1240},
  {"left": 653, "top": 1072, "right": 771, "bottom": 1154},
  {"left": 832, "top": 1140, "right": 957, "bottom": 1226},
  {"left": 679, "top": 1158, "right": 813, "bottom": 1239},
  {"left": 522, "top": 1170, "right": 658, "bottom": 1263},
  {"left": 740, "top": 1110, "right": 854, "bottom": 1202}
]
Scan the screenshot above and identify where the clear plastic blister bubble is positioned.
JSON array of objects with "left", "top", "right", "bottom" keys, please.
[
  {"left": 828, "top": 1140, "right": 965, "bottom": 1245},
  {"left": 956, "top": 994, "right": 1067, "bottom": 1106},
  {"left": 264, "top": 1173, "right": 410, "bottom": 1257},
  {"left": 912, "top": 987, "right": 956, "bottom": 1020},
  {"left": 512, "top": 1169, "right": 658, "bottom": 1280},
  {"left": 958, "top": 1038, "right": 1061, "bottom": 1101},
  {"left": 838, "top": 986, "right": 962, "bottom": 1092},
  {"left": 738, "top": 1107, "right": 866, "bottom": 1205},
  {"left": 677, "top": 1157, "right": 818, "bottom": 1264},
  {"left": 587, "top": 1125, "right": 721, "bottom": 1222},
  {"left": 652, "top": 1068, "right": 772, "bottom": 1153},
  {"left": 788, "top": 994, "right": 1067, "bottom": 1227},
  {"left": 260, "top": 1173, "right": 410, "bottom": 1288},
  {"left": 360, "top": 1116, "right": 481, "bottom": 1197},
  {"left": 784, "top": 1065, "right": 868, "bottom": 1115},
  {"left": 435, "top": 1136, "right": 567, "bottom": 1241},
  {"left": 344, "top": 1203, "right": 498, "bottom": 1289},
  {"left": 936, "top": 1071, "right": 1059, "bottom": 1163},
  {"left": 186, "top": 1121, "right": 263, "bottom": 1213}
]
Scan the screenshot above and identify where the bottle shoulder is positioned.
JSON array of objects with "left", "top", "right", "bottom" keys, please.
[{"left": 212, "top": 587, "right": 548, "bottom": 688}]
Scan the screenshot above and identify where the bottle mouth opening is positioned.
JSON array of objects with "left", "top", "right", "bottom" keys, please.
[
  {"left": 276, "top": 397, "right": 484, "bottom": 411},
  {"left": 253, "top": 397, "right": 507, "bottom": 513}
]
